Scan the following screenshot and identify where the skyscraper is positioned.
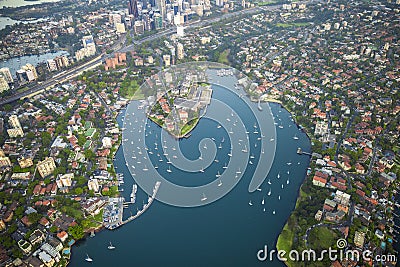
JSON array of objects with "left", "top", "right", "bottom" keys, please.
[{"left": 128, "top": 0, "right": 139, "bottom": 20}]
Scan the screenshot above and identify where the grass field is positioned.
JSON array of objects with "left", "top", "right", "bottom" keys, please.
[{"left": 218, "top": 49, "right": 230, "bottom": 64}]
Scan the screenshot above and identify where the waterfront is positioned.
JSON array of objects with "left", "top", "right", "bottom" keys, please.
[
  {"left": 0, "top": 50, "right": 68, "bottom": 78},
  {"left": 0, "top": 0, "right": 60, "bottom": 8},
  {"left": 69, "top": 79, "right": 311, "bottom": 266}
]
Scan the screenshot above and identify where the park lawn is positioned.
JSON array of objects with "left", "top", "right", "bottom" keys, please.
[
  {"left": 308, "top": 226, "right": 339, "bottom": 250},
  {"left": 180, "top": 118, "right": 199, "bottom": 136},
  {"left": 218, "top": 49, "right": 230, "bottom": 64},
  {"left": 257, "top": 0, "right": 279, "bottom": 6}
]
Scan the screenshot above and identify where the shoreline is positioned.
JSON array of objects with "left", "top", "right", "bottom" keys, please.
[{"left": 265, "top": 99, "right": 313, "bottom": 267}]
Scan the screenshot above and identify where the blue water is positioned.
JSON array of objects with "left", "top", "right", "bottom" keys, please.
[{"left": 69, "top": 84, "right": 311, "bottom": 267}]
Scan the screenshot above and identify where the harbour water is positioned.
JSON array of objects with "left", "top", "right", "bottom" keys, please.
[
  {"left": 0, "top": 50, "right": 68, "bottom": 78},
  {"left": 69, "top": 82, "right": 312, "bottom": 266},
  {"left": 0, "top": 0, "right": 60, "bottom": 8}
]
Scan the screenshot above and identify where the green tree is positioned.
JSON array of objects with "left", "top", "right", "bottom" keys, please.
[{"left": 68, "top": 225, "right": 85, "bottom": 240}]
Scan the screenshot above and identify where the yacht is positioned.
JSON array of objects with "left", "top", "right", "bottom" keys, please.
[
  {"left": 221, "top": 137, "right": 225, "bottom": 143},
  {"left": 277, "top": 173, "right": 280, "bottom": 179},
  {"left": 204, "top": 144, "right": 207, "bottom": 149},
  {"left": 268, "top": 179, "right": 271, "bottom": 185},
  {"left": 250, "top": 154, "right": 255, "bottom": 159},
  {"left": 261, "top": 148, "right": 265, "bottom": 154},
  {"left": 287, "top": 162, "right": 292, "bottom": 165},
  {"left": 278, "top": 195, "right": 281, "bottom": 200},
  {"left": 263, "top": 208, "right": 266, "bottom": 212},
  {"left": 268, "top": 189, "right": 271, "bottom": 196},
  {"left": 223, "top": 163, "right": 228, "bottom": 169},
  {"left": 242, "top": 145, "right": 248, "bottom": 153},
  {"left": 272, "top": 210, "right": 276, "bottom": 215},
  {"left": 201, "top": 193, "right": 207, "bottom": 202},
  {"left": 143, "top": 165, "right": 148, "bottom": 171},
  {"left": 270, "top": 138, "right": 274, "bottom": 142},
  {"left": 281, "top": 184, "right": 284, "bottom": 189},
  {"left": 218, "top": 180, "right": 222, "bottom": 187},
  {"left": 249, "top": 161, "right": 253, "bottom": 165},
  {"left": 287, "top": 178, "right": 290, "bottom": 185},
  {"left": 248, "top": 200, "right": 253, "bottom": 206},
  {"left": 261, "top": 198, "right": 264, "bottom": 205},
  {"left": 228, "top": 151, "right": 232, "bottom": 157},
  {"left": 108, "top": 242, "right": 115, "bottom": 250},
  {"left": 293, "top": 134, "right": 299, "bottom": 140},
  {"left": 256, "top": 188, "right": 261, "bottom": 192},
  {"left": 287, "top": 170, "right": 290, "bottom": 175},
  {"left": 167, "top": 166, "right": 172, "bottom": 173},
  {"left": 236, "top": 168, "right": 242, "bottom": 174},
  {"left": 278, "top": 125, "right": 284, "bottom": 129},
  {"left": 85, "top": 254, "right": 93, "bottom": 262},
  {"left": 217, "top": 124, "right": 222, "bottom": 128},
  {"left": 200, "top": 168, "right": 204, "bottom": 173},
  {"left": 218, "top": 143, "right": 222, "bottom": 149},
  {"left": 216, "top": 171, "right": 221, "bottom": 178}
]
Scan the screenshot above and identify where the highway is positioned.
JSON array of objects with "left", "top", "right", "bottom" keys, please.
[{"left": 0, "top": 3, "right": 284, "bottom": 107}]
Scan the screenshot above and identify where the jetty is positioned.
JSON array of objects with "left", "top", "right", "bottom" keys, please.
[
  {"left": 121, "top": 181, "right": 161, "bottom": 225},
  {"left": 297, "top": 147, "right": 312, "bottom": 156}
]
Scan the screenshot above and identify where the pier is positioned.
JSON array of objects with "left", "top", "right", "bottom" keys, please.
[
  {"left": 121, "top": 181, "right": 161, "bottom": 225},
  {"left": 297, "top": 147, "right": 312, "bottom": 156}
]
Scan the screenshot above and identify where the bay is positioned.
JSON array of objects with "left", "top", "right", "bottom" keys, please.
[
  {"left": 0, "top": 50, "right": 68, "bottom": 78},
  {"left": 69, "top": 82, "right": 311, "bottom": 267},
  {"left": 0, "top": 0, "right": 60, "bottom": 9}
]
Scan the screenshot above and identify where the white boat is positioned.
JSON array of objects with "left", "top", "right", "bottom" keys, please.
[
  {"left": 204, "top": 144, "right": 207, "bottom": 149},
  {"left": 228, "top": 152, "right": 232, "bottom": 157},
  {"left": 242, "top": 145, "right": 248, "bottom": 153},
  {"left": 261, "top": 148, "right": 264, "bottom": 154},
  {"left": 221, "top": 137, "right": 225, "bottom": 143},
  {"left": 287, "top": 178, "right": 290, "bottom": 185},
  {"left": 268, "top": 189, "right": 271, "bottom": 196},
  {"left": 143, "top": 165, "right": 148, "bottom": 171},
  {"left": 248, "top": 200, "right": 253, "bottom": 206},
  {"left": 287, "top": 162, "right": 292, "bottom": 165},
  {"left": 268, "top": 179, "right": 271, "bottom": 185},
  {"left": 217, "top": 124, "right": 222, "bottom": 128},
  {"left": 281, "top": 184, "right": 284, "bottom": 189},
  {"left": 216, "top": 171, "right": 221, "bottom": 178},
  {"left": 272, "top": 210, "right": 276, "bottom": 215},
  {"left": 249, "top": 161, "right": 253, "bottom": 165},
  {"left": 270, "top": 138, "right": 274, "bottom": 142},
  {"left": 256, "top": 188, "right": 261, "bottom": 192},
  {"left": 250, "top": 154, "right": 255, "bottom": 159},
  {"left": 278, "top": 195, "right": 281, "bottom": 200},
  {"left": 201, "top": 193, "right": 207, "bottom": 202},
  {"left": 277, "top": 173, "right": 280, "bottom": 179},
  {"left": 85, "top": 254, "right": 93, "bottom": 262},
  {"left": 236, "top": 168, "right": 241, "bottom": 174},
  {"left": 261, "top": 198, "right": 264, "bottom": 205},
  {"left": 218, "top": 143, "right": 222, "bottom": 149},
  {"left": 263, "top": 208, "right": 266, "bottom": 212},
  {"left": 167, "top": 166, "right": 172, "bottom": 173},
  {"left": 293, "top": 134, "right": 299, "bottom": 140},
  {"left": 218, "top": 180, "right": 222, "bottom": 187},
  {"left": 108, "top": 242, "right": 115, "bottom": 250},
  {"left": 223, "top": 163, "right": 228, "bottom": 169},
  {"left": 278, "top": 125, "right": 284, "bottom": 129},
  {"left": 287, "top": 170, "right": 290, "bottom": 175},
  {"left": 200, "top": 168, "right": 204, "bottom": 173}
]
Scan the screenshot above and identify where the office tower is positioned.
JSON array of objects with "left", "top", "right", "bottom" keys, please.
[
  {"left": 154, "top": 13, "right": 163, "bottom": 29},
  {"left": 157, "top": 0, "right": 166, "bottom": 20},
  {"left": 128, "top": 0, "right": 139, "bottom": 20},
  {"left": 0, "top": 67, "right": 13, "bottom": 84}
]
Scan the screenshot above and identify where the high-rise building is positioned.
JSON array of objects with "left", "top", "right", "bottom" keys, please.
[
  {"left": 157, "top": 0, "right": 166, "bottom": 20},
  {"left": 134, "top": 20, "right": 145, "bottom": 34},
  {"left": 54, "top": 56, "right": 69, "bottom": 69},
  {"left": 37, "top": 157, "right": 56, "bottom": 178},
  {"left": 9, "top": 115, "right": 21, "bottom": 129},
  {"left": 0, "top": 67, "right": 13, "bottom": 84},
  {"left": 177, "top": 43, "right": 184, "bottom": 60},
  {"left": 154, "top": 13, "right": 163, "bottom": 29},
  {"left": 0, "top": 75, "right": 9, "bottom": 93},
  {"left": 128, "top": 0, "right": 139, "bottom": 20},
  {"left": 47, "top": 59, "right": 58, "bottom": 72}
]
